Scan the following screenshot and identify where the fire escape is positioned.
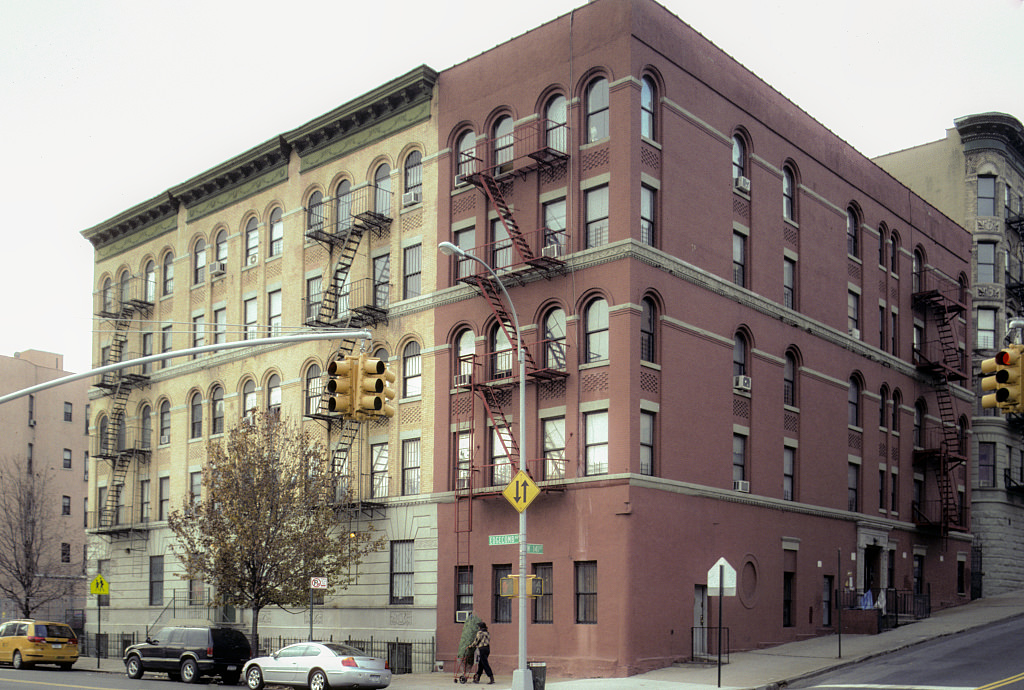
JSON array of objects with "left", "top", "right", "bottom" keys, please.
[
  {"left": 912, "top": 268, "right": 969, "bottom": 536},
  {"left": 92, "top": 275, "right": 152, "bottom": 542},
  {"left": 449, "top": 119, "right": 570, "bottom": 570},
  {"left": 304, "top": 184, "right": 392, "bottom": 521}
]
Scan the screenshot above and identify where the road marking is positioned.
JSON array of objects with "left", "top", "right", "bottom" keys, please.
[
  {"left": 808, "top": 685, "right": 975, "bottom": 690},
  {"left": 0, "top": 676, "right": 114, "bottom": 689},
  {"left": 976, "top": 671, "right": 1024, "bottom": 690}
]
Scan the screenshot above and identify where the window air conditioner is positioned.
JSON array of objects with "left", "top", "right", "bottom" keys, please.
[
  {"left": 733, "top": 480, "right": 750, "bottom": 493},
  {"left": 732, "top": 375, "right": 752, "bottom": 392},
  {"left": 734, "top": 176, "right": 751, "bottom": 194},
  {"left": 455, "top": 610, "right": 471, "bottom": 623},
  {"left": 210, "top": 261, "right": 226, "bottom": 277},
  {"left": 454, "top": 174, "right": 468, "bottom": 187},
  {"left": 453, "top": 373, "right": 472, "bottom": 387},
  {"left": 159, "top": 435, "right": 170, "bottom": 445},
  {"left": 247, "top": 255, "right": 258, "bottom": 266},
  {"left": 848, "top": 328, "right": 861, "bottom": 339},
  {"left": 541, "top": 244, "right": 564, "bottom": 259},
  {"left": 402, "top": 191, "right": 422, "bottom": 206}
]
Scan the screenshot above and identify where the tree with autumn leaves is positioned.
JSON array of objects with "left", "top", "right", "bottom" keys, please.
[{"left": 168, "top": 412, "right": 384, "bottom": 656}]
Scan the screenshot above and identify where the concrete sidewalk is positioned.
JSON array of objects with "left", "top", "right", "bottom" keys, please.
[{"left": 81, "top": 590, "right": 1024, "bottom": 689}]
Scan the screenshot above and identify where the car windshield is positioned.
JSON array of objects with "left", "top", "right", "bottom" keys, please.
[{"left": 322, "top": 643, "right": 366, "bottom": 657}]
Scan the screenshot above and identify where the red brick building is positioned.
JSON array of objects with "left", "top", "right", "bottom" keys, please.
[{"left": 431, "top": 0, "right": 973, "bottom": 677}]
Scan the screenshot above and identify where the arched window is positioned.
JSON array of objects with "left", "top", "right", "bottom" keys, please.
[
  {"left": 144, "top": 260, "right": 156, "bottom": 303},
  {"left": 731, "top": 135, "right": 747, "bottom": 181},
  {"left": 640, "top": 75, "right": 656, "bottom": 139},
  {"left": 848, "top": 378, "right": 861, "bottom": 428},
  {"left": 211, "top": 386, "right": 224, "bottom": 435},
  {"left": 584, "top": 298, "right": 609, "bottom": 363},
  {"left": 403, "top": 341, "right": 422, "bottom": 397},
  {"left": 783, "top": 166, "right": 796, "bottom": 221},
  {"left": 891, "top": 232, "right": 901, "bottom": 273},
  {"left": 101, "top": 277, "right": 113, "bottom": 313},
  {"left": 847, "top": 206, "right": 860, "bottom": 258},
  {"left": 242, "top": 380, "right": 257, "bottom": 418},
  {"left": 307, "top": 191, "right": 324, "bottom": 235},
  {"left": 305, "top": 364, "right": 322, "bottom": 416},
  {"left": 119, "top": 270, "right": 131, "bottom": 304},
  {"left": 891, "top": 390, "right": 902, "bottom": 432},
  {"left": 375, "top": 164, "right": 391, "bottom": 215},
  {"left": 159, "top": 400, "right": 171, "bottom": 443},
  {"left": 268, "top": 207, "right": 283, "bottom": 257},
  {"left": 457, "top": 130, "right": 476, "bottom": 178},
  {"left": 215, "top": 229, "right": 228, "bottom": 263},
  {"left": 586, "top": 77, "right": 609, "bottom": 143},
  {"left": 456, "top": 330, "right": 475, "bottom": 377},
  {"left": 98, "top": 415, "right": 109, "bottom": 454},
  {"left": 189, "top": 392, "right": 202, "bottom": 439},
  {"left": 493, "top": 116, "right": 514, "bottom": 174},
  {"left": 784, "top": 352, "right": 797, "bottom": 406},
  {"left": 733, "top": 333, "right": 748, "bottom": 377},
  {"left": 913, "top": 249, "right": 924, "bottom": 292},
  {"left": 404, "top": 151, "right": 422, "bottom": 201},
  {"left": 140, "top": 404, "right": 152, "bottom": 449},
  {"left": 491, "top": 324, "right": 513, "bottom": 380},
  {"left": 545, "top": 94, "right": 567, "bottom": 153},
  {"left": 193, "top": 238, "right": 206, "bottom": 285},
  {"left": 267, "top": 374, "right": 281, "bottom": 413},
  {"left": 336, "top": 180, "right": 352, "bottom": 232},
  {"left": 162, "top": 252, "right": 174, "bottom": 296},
  {"left": 245, "top": 217, "right": 259, "bottom": 264},
  {"left": 540, "top": 309, "right": 565, "bottom": 372},
  {"left": 640, "top": 297, "right": 656, "bottom": 362},
  {"left": 879, "top": 385, "right": 890, "bottom": 429}
]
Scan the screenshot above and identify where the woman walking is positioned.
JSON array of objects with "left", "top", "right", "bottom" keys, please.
[{"left": 470, "top": 621, "right": 494, "bottom": 684}]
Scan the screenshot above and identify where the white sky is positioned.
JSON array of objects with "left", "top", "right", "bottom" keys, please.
[{"left": 1, "top": 0, "right": 1022, "bottom": 373}]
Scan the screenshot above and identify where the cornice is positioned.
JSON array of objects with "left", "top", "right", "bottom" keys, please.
[
  {"left": 81, "top": 192, "right": 178, "bottom": 250},
  {"left": 955, "top": 112, "right": 1024, "bottom": 165}
]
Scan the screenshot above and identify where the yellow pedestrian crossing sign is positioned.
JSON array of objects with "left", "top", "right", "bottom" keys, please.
[
  {"left": 503, "top": 470, "right": 540, "bottom": 513},
  {"left": 90, "top": 574, "right": 109, "bottom": 596}
]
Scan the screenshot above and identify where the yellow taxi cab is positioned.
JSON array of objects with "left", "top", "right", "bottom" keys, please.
[{"left": 0, "top": 619, "right": 79, "bottom": 669}]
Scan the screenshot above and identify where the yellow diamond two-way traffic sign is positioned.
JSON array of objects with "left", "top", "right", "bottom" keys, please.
[{"left": 503, "top": 469, "right": 540, "bottom": 513}]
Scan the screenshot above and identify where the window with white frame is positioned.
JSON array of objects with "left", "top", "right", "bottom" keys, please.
[
  {"left": 584, "top": 410, "right": 609, "bottom": 476},
  {"left": 586, "top": 77, "right": 609, "bottom": 142},
  {"left": 402, "top": 438, "right": 420, "bottom": 495}
]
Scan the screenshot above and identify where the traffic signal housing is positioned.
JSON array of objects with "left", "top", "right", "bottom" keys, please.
[
  {"left": 356, "top": 354, "right": 398, "bottom": 417},
  {"left": 325, "top": 355, "right": 355, "bottom": 415},
  {"left": 981, "top": 345, "right": 1024, "bottom": 413}
]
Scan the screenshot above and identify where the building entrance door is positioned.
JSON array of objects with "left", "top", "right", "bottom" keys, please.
[{"left": 693, "top": 585, "right": 708, "bottom": 659}]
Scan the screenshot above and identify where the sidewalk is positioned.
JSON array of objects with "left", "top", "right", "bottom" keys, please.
[{"left": 81, "top": 590, "right": 1024, "bottom": 689}]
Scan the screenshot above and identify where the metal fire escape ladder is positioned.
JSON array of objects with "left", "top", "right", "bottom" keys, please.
[
  {"left": 469, "top": 172, "right": 534, "bottom": 264},
  {"left": 462, "top": 273, "right": 540, "bottom": 374}
]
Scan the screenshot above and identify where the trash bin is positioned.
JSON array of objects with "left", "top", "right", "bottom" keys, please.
[{"left": 527, "top": 661, "right": 546, "bottom": 690}]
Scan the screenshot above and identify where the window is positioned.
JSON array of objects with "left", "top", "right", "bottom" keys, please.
[
  {"left": 213, "top": 307, "right": 226, "bottom": 346},
  {"left": 61, "top": 543, "right": 71, "bottom": 563},
  {"left": 978, "top": 308, "right": 996, "bottom": 349},
  {"left": 457, "top": 130, "right": 477, "bottom": 178},
  {"left": 783, "top": 353, "right": 797, "bottom": 407},
  {"left": 912, "top": 249, "right": 923, "bottom": 292},
  {"left": 243, "top": 380, "right": 257, "bottom": 417},
  {"left": 455, "top": 432, "right": 471, "bottom": 489},
  {"left": 491, "top": 426, "right": 513, "bottom": 485},
  {"left": 892, "top": 390, "right": 901, "bottom": 432},
  {"left": 891, "top": 232, "right": 900, "bottom": 273},
  {"left": 783, "top": 571, "right": 795, "bottom": 627},
  {"left": 847, "top": 207, "right": 860, "bottom": 258},
  {"left": 144, "top": 260, "right": 157, "bottom": 302},
  {"left": 493, "top": 564, "right": 513, "bottom": 623},
  {"left": 878, "top": 227, "right": 887, "bottom": 267},
  {"left": 543, "top": 197, "right": 566, "bottom": 249},
  {"left": 268, "top": 290, "right": 282, "bottom": 337},
  {"left": 456, "top": 330, "right": 474, "bottom": 378},
  {"left": 640, "top": 297, "right": 656, "bottom": 362},
  {"left": 140, "top": 404, "right": 152, "bottom": 449},
  {"left": 456, "top": 566, "right": 474, "bottom": 618},
  {"left": 190, "top": 470, "right": 202, "bottom": 505},
  {"left": 977, "top": 241, "right": 997, "bottom": 284},
  {"left": 267, "top": 374, "right": 281, "bottom": 413},
  {"left": 62, "top": 495, "right": 71, "bottom": 516},
  {"left": 402, "top": 438, "right": 420, "bottom": 495},
  {"left": 913, "top": 402, "right": 925, "bottom": 447},
  {"left": 245, "top": 217, "right": 259, "bottom": 262},
  {"left": 640, "top": 184, "right": 655, "bottom": 245},
  {"left": 306, "top": 276, "right": 322, "bottom": 323},
  {"left": 390, "top": 540, "right": 414, "bottom": 605},
  {"left": 585, "top": 77, "right": 609, "bottom": 142},
  {"left": 403, "top": 244, "right": 421, "bottom": 299},
  {"left": 640, "top": 411, "right": 654, "bottom": 476},
  {"left": 879, "top": 386, "right": 889, "bottom": 429},
  {"left": 371, "top": 442, "right": 389, "bottom": 498},
  {"left": 404, "top": 151, "right": 422, "bottom": 200},
  {"left": 305, "top": 364, "right": 322, "bottom": 416},
  {"left": 493, "top": 116, "right": 514, "bottom": 174},
  {"left": 733, "top": 334, "right": 747, "bottom": 377},
  {"left": 545, "top": 94, "right": 567, "bottom": 153},
  {"left": 783, "top": 447, "right": 795, "bottom": 500},
  {"left": 162, "top": 252, "right": 174, "bottom": 296},
  {"left": 847, "top": 462, "right": 860, "bottom": 512},
  {"left": 189, "top": 392, "right": 202, "bottom": 439},
  {"left": 783, "top": 166, "right": 796, "bottom": 221},
  {"left": 215, "top": 229, "right": 228, "bottom": 262},
  {"left": 211, "top": 386, "right": 224, "bottom": 435},
  {"left": 543, "top": 417, "right": 566, "bottom": 480},
  {"left": 891, "top": 470, "right": 899, "bottom": 513},
  {"left": 159, "top": 400, "right": 170, "bottom": 443},
  {"left": 732, "top": 434, "right": 746, "bottom": 482},
  {"left": 265, "top": 207, "right": 283, "bottom": 257},
  {"left": 161, "top": 325, "right": 172, "bottom": 369},
  {"left": 584, "top": 410, "right": 609, "bottom": 476},
  {"left": 640, "top": 75, "right": 656, "bottom": 139},
  {"left": 879, "top": 468, "right": 887, "bottom": 511},
  {"left": 733, "top": 232, "right": 746, "bottom": 286},
  {"left": 244, "top": 298, "right": 258, "bottom": 340},
  {"left": 373, "top": 254, "right": 391, "bottom": 308},
  {"left": 307, "top": 191, "right": 325, "bottom": 236},
  {"left": 978, "top": 441, "right": 996, "bottom": 487},
  {"left": 193, "top": 238, "right": 206, "bottom": 284},
  {"left": 63, "top": 448, "right": 72, "bottom": 469},
  {"left": 192, "top": 314, "right": 205, "bottom": 358},
  {"left": 848, "top": 378, "right": 861, "bottom": 427},
  {"left": 783, "top": 257, "right": 796, "bottom": 309},
  {"left": 140, "top": 479, "right": 151, "bottom": 522},
  {"left": 149, "top": 555, "right": 164, "bottom": 606},
  {"left": 544, "top": 308, "right": 566, "bottom": 370},
  {"left": 585, "top": 185, "right": 609, "bottom": 248},
  {"left": 375, "top": 164, "right": 391, "bottom": 215},
  {"left": 403, "top": 341, "right": 422, "bottom": 397},
  {"left": 731, "top": 134, "right": 746, "bottom": 181},
  {"left": 533, "top": 563, "right": 554, "bottom": 623},
  {"left": 142, "top": 331, "right": 154, "bottom": 375},
  {"left": 978, "top": 175, "right": 996, "bottom": 216},
  {"left": 491, "top": 217, "right": 512, "bottom": 269},
  {"left": 575, "top": 561, "right": 598, "bottom": 624},
  {"left": 491, "top": 323, "right": 513, "bottom": 380},
  {"left": 848, "top": 291, "right": 860, "bottom": 336},
  {"left": 64, "top": 402, "right": 73, "bottom": 422},
  {"left": 158, "top": 476, "right": 170, "bottom": 521}
]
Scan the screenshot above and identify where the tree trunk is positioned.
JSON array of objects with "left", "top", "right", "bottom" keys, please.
[{"left": 250, "top": 606, "right": 262, "bottom": 658}]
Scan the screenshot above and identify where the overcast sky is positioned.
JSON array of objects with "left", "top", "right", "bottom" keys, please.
[{"left": 2, "top": 0, "right": 1022, "bottom": 374}]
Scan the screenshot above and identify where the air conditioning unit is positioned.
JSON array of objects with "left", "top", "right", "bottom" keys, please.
[
  {"left": 541, "top": 244, "right": 564, "bottom": 259},
  {"left": 247, "top": 255, "right": 258, "bottom": 266},
  {"left": 159, "top": 435, "right": 170, "bottom": 445},
  {"left": 734, "top": 176, "right": 751, "bottom": 194},
  {"left": 402, "top": 191, "right": 422, "bottom": 206},
  {"left": 455, "top": 610, "right": 471, "bottom": 623},
  {"left": 210, "top": 261, "right": 226, "bottom": 276},
  {"left": 848, "top": 328, "right": 861, "bottom": 339},
  {"left": 456, "top": 477, "right": 470, "bottom": 490},
  {"left": 454, "top": 174, "right": 468, "bottom": 187},
  {"left": 28, "top": 419, "right": 35, "bottom": 427},
  {"left": 733, "top": 480, "right": 750, "bottom": 493},
  {"left": 732, "top": 375, "right": 752, "bottom": 392},
  {"left": 453, "top": 373, "right": 472, "bottom": 387}
]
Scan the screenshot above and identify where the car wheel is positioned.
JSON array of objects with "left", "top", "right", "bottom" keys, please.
[
  {"left": 245, "top": 665, "right": 265, "bottom": 690},
  {"left": 309, "top": 669, "right": 330, "bottom": 690},
  {"left": 126, "top": 654, "right": 144, "bottom": 679},
  {"left": 59, "top": 663, "right": 73, "bottom": 671},
  {"left": 12, "top": 650, "right": 24, "bottom": 670},
  {"left": 181, "top": 658, "right": 199, "bottom": 684}
]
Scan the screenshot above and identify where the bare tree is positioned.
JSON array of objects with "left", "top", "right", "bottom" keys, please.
[
  {"left": 169, "top": 411, "right": 384, "bottom": 656},
  {"left": 0, "top": 458, "right": 82, "bottom": 618}
]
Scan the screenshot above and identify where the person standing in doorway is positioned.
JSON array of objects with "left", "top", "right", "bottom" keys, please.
[{"left": 471, "top": 621, "right": 494, "bottom": 684}]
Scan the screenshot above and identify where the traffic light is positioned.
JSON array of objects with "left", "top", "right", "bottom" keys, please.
[
  {"left": 325, "top": 355, "right": 355, "bottom": 415},
  {"left": 981, "top": 346, "right": 1023, "bottom": 413},
  {"left": 356, "top": 354, "right": 398, "bottom": 417}
]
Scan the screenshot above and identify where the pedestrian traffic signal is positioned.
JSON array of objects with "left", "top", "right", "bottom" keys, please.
[
  {"left": 356, "top": 354, "right": 398, "bottom": 417},
  {"left": 981, "top": 345, "right": 1024, "bottom": 413},
  {"left": 325, "top": 355, "right": 355, "bottom": 415}
]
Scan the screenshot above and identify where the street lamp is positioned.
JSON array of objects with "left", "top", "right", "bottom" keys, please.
[{"left": 438, "top": 242, "right": 532, "bottom": 690}]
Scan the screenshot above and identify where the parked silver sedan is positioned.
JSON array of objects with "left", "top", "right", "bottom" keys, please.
[{"left": 242, "top": 642, "right": 391, "bottom": 690}]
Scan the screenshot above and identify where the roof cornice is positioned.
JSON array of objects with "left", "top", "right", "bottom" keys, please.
[{"left": 955, "top": 112, "right": 1024, "bottom": 164}]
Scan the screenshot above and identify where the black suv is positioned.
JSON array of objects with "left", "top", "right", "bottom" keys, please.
[{"left": 123, "top": 625, "right": 250, "bottom": 684}]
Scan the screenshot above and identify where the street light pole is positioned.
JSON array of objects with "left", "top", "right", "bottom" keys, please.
[{"left": 439, "top": 242, "right": 532, "bottom": 690}]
